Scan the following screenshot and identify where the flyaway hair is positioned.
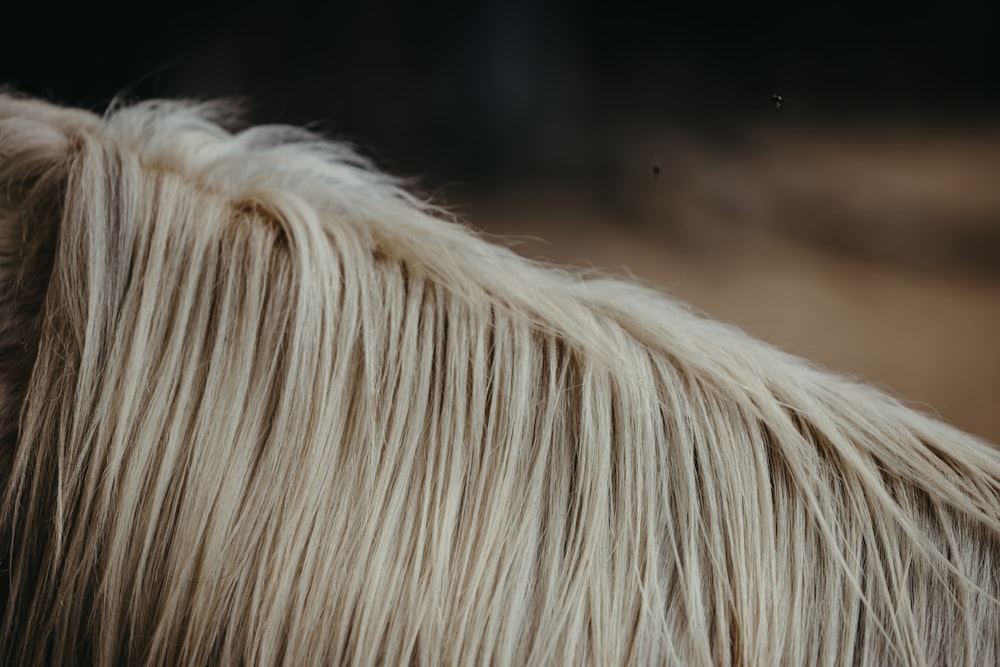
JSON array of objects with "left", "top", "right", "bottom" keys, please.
[{"left": 1, "top": 92, "right": 999, "bottom": 665}]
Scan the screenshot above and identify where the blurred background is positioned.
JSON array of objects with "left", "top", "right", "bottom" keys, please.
[{"left": 4, "top": 0, "right": 999, "bottom": 441}]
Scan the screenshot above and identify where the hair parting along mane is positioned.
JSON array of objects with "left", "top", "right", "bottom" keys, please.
[{"left": 0, "top": 92, "right": 998, "bottom": 665}]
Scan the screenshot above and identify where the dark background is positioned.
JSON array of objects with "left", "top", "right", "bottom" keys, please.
[
  {"left": 5, "top": 0, "right": 999, "bottom": 182},
  {"left": 4, "top": 1, "right": 1000, "bottom": 442}
]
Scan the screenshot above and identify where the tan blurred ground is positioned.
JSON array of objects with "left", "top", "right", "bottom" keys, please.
[{"left": 464, "top": 123, "right": 1000, "bottom": 444}]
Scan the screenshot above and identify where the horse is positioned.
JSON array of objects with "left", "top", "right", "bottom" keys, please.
[{"left": 1, "top": 92, "right": 998, "bottom": 665}]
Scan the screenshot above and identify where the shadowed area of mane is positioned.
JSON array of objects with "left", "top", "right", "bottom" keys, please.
[{"left": 1, "top": 92, "right": 999, "bottom": 665}]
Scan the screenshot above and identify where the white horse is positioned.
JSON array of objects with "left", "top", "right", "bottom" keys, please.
[{"left": 1, "top": 92, "right": 998, "bottom": 665}]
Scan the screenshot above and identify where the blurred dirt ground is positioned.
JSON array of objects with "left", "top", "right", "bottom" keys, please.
[{"left": 462, "top": 122, "right": 1000, "bottom": 444}]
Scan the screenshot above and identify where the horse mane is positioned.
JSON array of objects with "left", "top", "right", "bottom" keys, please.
[{"left": 1, "top": 92, "right": 998, "bottom": 665}]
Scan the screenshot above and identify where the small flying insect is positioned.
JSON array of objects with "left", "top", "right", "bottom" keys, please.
[
  {"left": 770, "top": 93, "right": 783, "bottom": 110},
  {"left": 652, "top": 157, "right": 661, "bottom": 182}
]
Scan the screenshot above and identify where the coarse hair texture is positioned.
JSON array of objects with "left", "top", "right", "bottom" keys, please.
[{"left": 1, "top": 91, "right": 999, "bottom": 666}]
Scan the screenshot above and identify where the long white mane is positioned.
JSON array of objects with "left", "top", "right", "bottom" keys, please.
[{"left": 1, "top": 93, "right": 998, "bottom": 665}]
